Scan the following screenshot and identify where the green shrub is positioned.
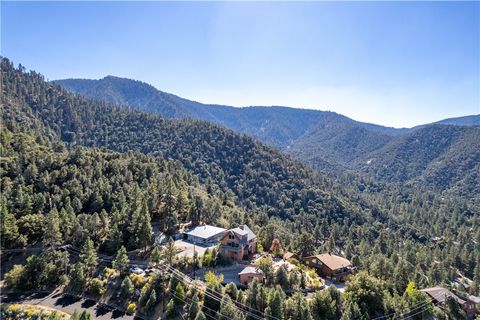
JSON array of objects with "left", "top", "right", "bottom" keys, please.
[
  {"left": 126, "top": 302, "right": 137, "bottom": 315},
  {"left": 88, "top": 278, "right": 105, "bottom": 296},
  {"left": 129, "top": 273, "right": 145, "bottom": 288},
  {"left": 4, "top": 265, "right": 26, "bottom": 289},
  {"left": 166, "top": 299, "right": 176, "bottom": 317}
]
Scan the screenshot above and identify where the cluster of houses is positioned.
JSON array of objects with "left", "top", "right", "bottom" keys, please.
[
  {"left": 178, "top": 224, "right": 356, "bottom": 284},
  {"left": 170, "top": 224, "right": 479, "bottom": 317}
]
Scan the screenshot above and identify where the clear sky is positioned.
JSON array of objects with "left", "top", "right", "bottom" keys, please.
[{"left": 2, "top": 1, "right": 479, "bottom": 128}]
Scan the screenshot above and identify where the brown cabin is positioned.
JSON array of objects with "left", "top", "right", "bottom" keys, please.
[
  {"left": 303, "top": 253, "right": 353, "bottom": 282},
  {"left": 421, "top": 287, "right": 477, "bottom": 318},
  {"left": 238, "top": 266, "right": 264, "bottom": 285}
]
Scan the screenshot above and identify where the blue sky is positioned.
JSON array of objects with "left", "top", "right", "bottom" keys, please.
[{"left": 2, "top": 1, "right": 479, "bottom": 127}]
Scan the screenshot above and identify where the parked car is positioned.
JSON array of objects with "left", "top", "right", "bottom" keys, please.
[{"left": 130, "top": 266, "right": 144, "bottom": 274}]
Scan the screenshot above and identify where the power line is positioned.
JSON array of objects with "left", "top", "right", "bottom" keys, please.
[
  {"left": 371, "top": 299, "right": 432, "bottom": 320},
  {"left": 161, "top": 264, "right": 276, "bottom": 320},
  {"left": 372, "top": 287, "right": 452, "bottom": 320},
  {"left": 165, "top": 286, "right": 217, "bottom": 320},
  {"left": 162, "top": 265, "right": 265, "bottom": 320}
]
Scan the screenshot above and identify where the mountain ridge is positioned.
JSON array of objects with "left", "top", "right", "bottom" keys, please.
[
  {"left": 55, "top": 75, "right": 479, "bottom": 133},
  {"left": 55, "top": 76, "right": 480, "bottom": 185}
]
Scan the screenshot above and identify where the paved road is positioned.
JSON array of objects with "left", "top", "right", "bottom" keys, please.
[{"left": 0, "top": 291, "right": 140, "bottom": 320}]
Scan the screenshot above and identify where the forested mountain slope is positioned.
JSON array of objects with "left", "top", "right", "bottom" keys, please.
[
  {"left": 287, "top": 122, "right": 394, "bottom": 171},
  {"left": 424, "top": 114, "right": 480, "bottom": 127},
  {"left": 4, "top": 58, "right": 366, "bottom": 223},
  {"left": 56, "top": 76, "right": 330, "bottom": 148},
  {"left": 55, "top": 77, "right": 407, "bottom": 151},
  {"left": 355, "top": 125, "right": 480, "bottom": 197},
  {"left": 55, "top": 76, "right": 480, "bottom": 185}
]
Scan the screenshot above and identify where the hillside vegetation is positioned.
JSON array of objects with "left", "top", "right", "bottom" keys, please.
[{"left": 56, "top": 76, "right": 480, "bottom": 198}]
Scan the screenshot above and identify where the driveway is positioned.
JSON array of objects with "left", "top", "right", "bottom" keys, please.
[
  {"left": 0, "top": 291, "right": 141, "bottom": 319},
  {"left": 194, "top": 264, "right": 249, "bottom": 286},
  {"left": 323, "top": 278, "right": 346, "bottom": 292},
  {"left": 174, "top": 240, "right": 217, "bottom": 258}
]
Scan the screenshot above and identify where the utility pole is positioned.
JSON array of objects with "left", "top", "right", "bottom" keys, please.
[{"left": 193, "top": 243, "right": 196, "bottom": 279}]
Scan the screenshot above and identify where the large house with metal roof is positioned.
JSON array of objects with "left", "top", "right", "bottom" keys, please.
[
  {"left": 184, "top": 224, "right": 227, "bottom": 245},
  {"left": 220, "top": 225, "right": 257, "bottom": 260}
]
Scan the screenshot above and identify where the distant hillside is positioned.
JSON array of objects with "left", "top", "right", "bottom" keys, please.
[
  {"left": 431, "top": 115, "right": 480, "bottom": 126},
  {"left": 56, "top": 76, "right": 327, "bottom": 148},
  {"left": 55, "top": 76, "right": 480, "bottom": 197},
  {"left": 55, "top": 76, "right": 405, "bottom": 150},
  {"left": 355, "top": 125, "right": 480, "bottom": 196},
  {"left": 6, "top": 59, "right": 368, "bottom": 223},
  {"left": 287, "top": 120, "right": 394, "bottom": 171}
]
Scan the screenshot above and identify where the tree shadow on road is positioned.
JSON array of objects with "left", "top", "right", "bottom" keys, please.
[
  {"left": 95, "top": 304, "right": 113, "bottom": 317},
  {"left": 81, "top": 299, "right": 96, "bottom": 309},
  {"left": 111, "top": 309, "right": 127, "bottom": 318},
  {"left": 30, "top": 292, "right": 50, "bottom": 299},
  {"left": 55, "top": 294, "right": 81, "bottom": 307}
]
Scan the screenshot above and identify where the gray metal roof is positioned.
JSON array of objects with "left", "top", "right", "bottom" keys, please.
[
  {"left": 186, "top": 225, "right": 226, "bottom": 240},
  {"left": 238, "top": 266, "right": 264, "bottom": 275},
  {"left": 230, "top": 225, "right": 256, "bottom": 241}
]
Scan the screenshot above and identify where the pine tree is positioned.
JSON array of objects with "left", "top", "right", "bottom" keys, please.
[
  {"left": 269, "top": 289, "right": 285, "bottom": 320},
  {"left": 204, "top": 282, "right": 222, "bottom": 314},
  {"left": 175, "top": 188, "right": 190, "bottom": 221},
  {"left": 286, "top": 292, "right": 312, "bottom": 320},
  {"left": 145, "top": 289, "right": 157, "bottom": 313},
  {"left": 0, "top": 203, "right": 20, "bottom": 248},
  {"left": 129, "top": 195, "right": 153, "bottom": 251},
  {"left": 105, "top": 223, "right": 123, "bottom": 253},
  {"left": 174, "top": 282, "right": 185, "bottom": 306},
  {"left": 70, "top": 262, "right": 87, "bottom": 290},
  {"left": 150, "top": 246, "right": 161, "bottom": 266},
  {"left": 274, "top": 267, "right": 289, "bottom": 288},
  {"left": 80, "top": 237, "right": 98, "bottom": 277},
  {"left": 58, "top": 207, "right": 74, "bottom": 241},
  {"left": 161, "top": 237, "right": 177, "bottom": 265},
  {"left": 160, "top": 178, "right": 178, "bottom": 235},
  {"left": 120, "top": 275, "right": 134, "bottom": 300},
  {"left": 188, "top": 293, "right": 200, "bottom": 320},
  {"left": 138, "top": 199, "right": 153, "bottom": 251},
  {"left": 42, "top": 207, "right": 62, "bottom": 251},
  {"left": 112, "top": 246, "right": 129, "bottom": 275},
  {"left": 217, "top": 295, "right": 245, "bottom": 320}
]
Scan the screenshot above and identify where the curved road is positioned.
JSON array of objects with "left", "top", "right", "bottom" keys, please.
[{"left": 0, "top": 291, "right": 140, "bottom": 320}]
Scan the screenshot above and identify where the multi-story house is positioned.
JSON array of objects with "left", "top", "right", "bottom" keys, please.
[{"left": 220, "top": 225, "right": 257, "bottom": 261}]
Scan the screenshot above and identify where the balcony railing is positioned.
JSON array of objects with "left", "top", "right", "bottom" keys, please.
[
  {"left": 332, "top": 267, "right": 356, "bottom": 277},
  {"left": 220, "top": 244, "right": 241, "bottom": 253}
]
